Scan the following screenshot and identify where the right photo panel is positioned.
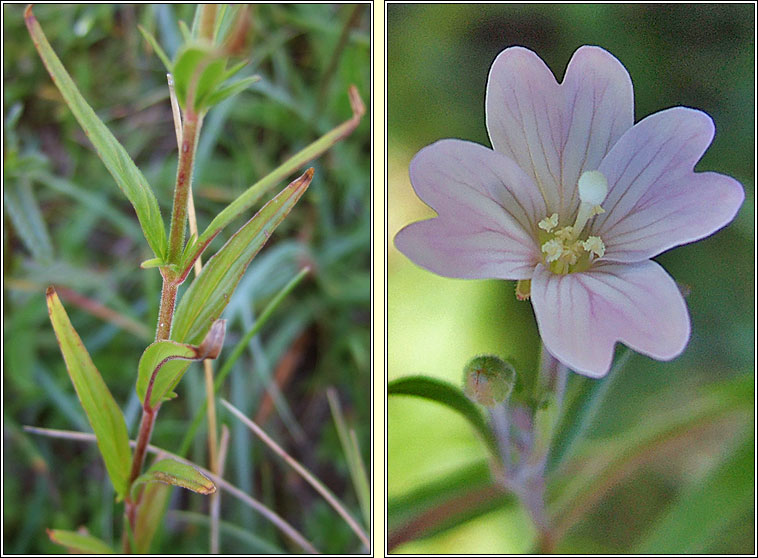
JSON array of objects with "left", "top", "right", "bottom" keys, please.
[{"left": 387, "top": 3, "right": 754, "bottom": 554}]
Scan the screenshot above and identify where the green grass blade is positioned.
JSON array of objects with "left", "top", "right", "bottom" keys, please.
[
  {"left": 221, "top": 399, "right": 370, "bottom": 549},
  {"left": 327, "top": 388, "right": 370, "bottom": 528},
  {"left": 25, "top": 6, "right": 167, "bottom": 259},
  {"left": 548, "top": 347, "right": 633, "bottom": 473},
  {"left": 388, "top": 375, "right": 497, "bottom": 456},
  {"left": 3, "top": 178, "right": 54, "bottom": 263},
  {"left": 168, "top": 510, "right": 285, "bottom": 554},
  {"left": 172, "top": 169, "right": 313, "bottom": 345},
  {"left": 551, "top": 379, "right": 753, "bottom": 541},
  {"left": 388, "top": 460, "right": 516, "bottom": 549},
  {"left": 45, "top": 287, "right": 132, "bottom": 500},
  {"left": 634, "top": 429, "right": 753, "bottom": 553},
  {"left": 47, "top": 529, "right": 115, "bottom": 554},
  {"left": 32, "top": 170, "right": 143, "bottom": 244}
]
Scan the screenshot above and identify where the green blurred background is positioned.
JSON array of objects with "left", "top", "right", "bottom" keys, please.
[
  {"left": 4, "top": 4, "right": 369, "bottom": 554},
  {"left": 388, "top": 3, "right": 754, "bottom": 554}
]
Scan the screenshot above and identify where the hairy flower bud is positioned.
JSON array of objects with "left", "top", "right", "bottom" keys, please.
[{"left": 463, "top": 355, "right": 516, "bottom": 407}]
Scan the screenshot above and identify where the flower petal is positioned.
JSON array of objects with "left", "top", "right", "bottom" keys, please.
[
  {"left": 486, "top": 45, "right": 633, "bottom": 220},
  {"left": 395, "top": 218, "right": 538, "bottom": 280},
  {"left": 594, "top": 107, "right": 744, "bottom": 262},
  {"left": 531, "top": 260, "right": 690, "bottom": 377},
  {"left": 394, "top": 139, "right": 546, "bottom": 280}
]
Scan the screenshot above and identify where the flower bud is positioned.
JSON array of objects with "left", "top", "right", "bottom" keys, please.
[{"left": 463, "top": 355, "right": 516, "bottom": 407}]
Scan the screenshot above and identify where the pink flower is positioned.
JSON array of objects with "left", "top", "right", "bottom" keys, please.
[{"left": 395, "top": 46, "right": 744, "bottom": 377}]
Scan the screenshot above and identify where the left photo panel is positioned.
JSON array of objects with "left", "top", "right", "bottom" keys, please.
[{"left": 4, "top": 4, "right": 371, "bottom": 554}]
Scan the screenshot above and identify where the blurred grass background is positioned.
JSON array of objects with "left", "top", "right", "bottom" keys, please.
[
  {"left": 388, "top": 3, "right": 754, "bottom": 554},
  {"left": 4, "top": 3, "right": 369, "bottom": 554}
]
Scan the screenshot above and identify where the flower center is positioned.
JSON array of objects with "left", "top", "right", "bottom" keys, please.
[{"left": 538, "top": 170, "right": 608, "bottom": 274}]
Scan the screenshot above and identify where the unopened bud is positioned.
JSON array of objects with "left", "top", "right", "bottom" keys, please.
[{"left": 463, "top": 355, "right": 516, "bottom": 407}]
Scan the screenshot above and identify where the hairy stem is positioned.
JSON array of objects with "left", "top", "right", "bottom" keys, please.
[
  {"left": 155, "top": 277, "right": 178, "bottom": 340},
  {"left": 125, "top": 89, "right": 205, "bottom": 554},
  {"left": 166, "top": 113, "right": 201, "bottom": 264}
]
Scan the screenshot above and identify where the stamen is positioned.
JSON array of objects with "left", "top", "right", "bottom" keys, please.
[
  {"left": 538, "top": 213, "right": 559, "bottom": 232},
  {"left": 541, "top": 238, "right": 564, "bottom": 262},
  {"left": 581, "top": 236, "right": 606, "bottom": 258}
]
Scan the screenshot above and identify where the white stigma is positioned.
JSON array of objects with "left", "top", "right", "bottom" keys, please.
[
  {"left": 570, "top": 170, "right": 609, "bottom": 241},
  {"left": 578, "top": 170, "right": 609, "bottom": 206}
]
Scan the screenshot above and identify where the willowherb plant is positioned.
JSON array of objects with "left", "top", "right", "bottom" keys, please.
[{"left": 22, "top": 4, "right": 365, "bottom": 553}]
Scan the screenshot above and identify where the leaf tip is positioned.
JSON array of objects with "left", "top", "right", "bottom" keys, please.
[
  {"left": 298, "top": 167, "right": 315, "bottom": 189},
  {"left": 348, "top": 85, "right": 365, "bottom": 119},
  {"left": 24, "top": 4, "right": 34, "bottom": 21},
  {"left": 45, "top": 285, "right": 56, "bottom": 300},
  {"left": 196, "top": 475, "right": 217, "bottom": 495}
]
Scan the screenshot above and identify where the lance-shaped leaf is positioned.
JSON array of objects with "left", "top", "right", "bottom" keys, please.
[
  {"left": 25, "top": 6, "right": 167, "bottom": 259},
  {"left": 47, "top": 529, "right": 115, "bottom": 554},
  {"left": 185, "top": 87, "right": 364, "bottom": 267},
  {"left": 136, "top": 320, "right": 226, "bottom": 408},
  {"left": 204, "top": 75, "right": 260, "bottom": 107},
  {"left": 45, "top": 287, "right": 132, "bottom": 500},
  {"left": 172, "top": 168, "right": 314, "bottom": 344},
  {"left": 132, "top": 458, "right": 216, "bottom": 497}
]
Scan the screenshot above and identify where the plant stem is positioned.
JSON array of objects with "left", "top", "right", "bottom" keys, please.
[
  {"left": 166, "top": 113, "right": 201, "bottom": 264},
  {"left": 493, "top": 343, "right": 569, "bottom": 554},
  {"left": 155, "top": 277, "right": 178, "bottom": 340},
  {"left": 124, "top": 93, "right": 205, "bottom": 554}
]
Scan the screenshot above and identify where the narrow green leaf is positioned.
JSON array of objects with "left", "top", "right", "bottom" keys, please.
[
  {"left": 176, "top": 267, "right": 311, "bottom": 457},
  {"left": 139, "top": 257, "right": 164, "bottom": 269},
  {"left": 204, "top": 76, "right": 260, "bottom": 107},
  {"left": 388, "top": 375, "right": 497, "bottom": 456},
  {"left": 178, "top": 19, "right": 193, "bottom": 43},
  {"left": 194, "top": 58, "right": 227, "bottom": 109},
  {"left": 25, "top": 7, "right": 167, "bottom": 259},
  {"left": 634, "top": 430, "right": 753, "bottom": 553},
  {"left": 171, "top": 43, "right": 214, "bottom": 109},
  {"left": 136, "top": 319, "right": 226, "bottom": 408},
  {"left": 172, "top": 169, "right": 313, "bottom": 345},
  {"left": 221, "top": 59, "right": 249, "bottom": 82},
  {"left": 47, "top": 529, "right": 115, "bottom": 554},
  {"left": 548, "top": 347, "right": 633, "bottom": 472},
  {"left": 45, "top": 287, "right": 131, "bottom": 499},
  {"left": 133, "top": 458, "right": 216, "bottom": 497},
  {"left": 193, "top": 86, "right": 364, "bottom": 254},
  {"left": 137, "top": 25, "right": 172, "bottom": 72}
]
